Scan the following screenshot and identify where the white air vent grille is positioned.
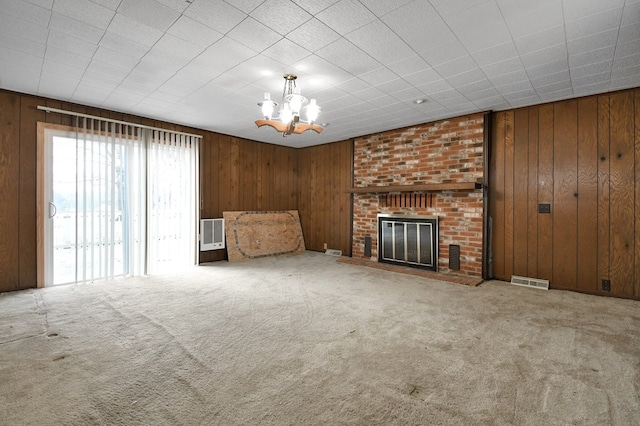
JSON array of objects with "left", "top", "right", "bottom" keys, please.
[
  {"left": 325, "top": 249, "right": 342, "bottom": 256},
  {"left": 201, "top": 218, "right": 225, "bottom": 251},
  {"left": 510, "top": 275, "right": 549, "bottom": 290}
]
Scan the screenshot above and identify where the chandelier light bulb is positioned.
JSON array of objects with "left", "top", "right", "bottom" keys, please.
[
  {"left": 306, "top": 98, "right": 320, "bottom": 123},
  {"left": 260, "top": 92, "right": 274, "bottom": 119},
  {"left": 289, "top": 87, "right": 303, "bottom": 115},
  {"left": 280, "top": 103, "right": 293, "bottom": 124}
]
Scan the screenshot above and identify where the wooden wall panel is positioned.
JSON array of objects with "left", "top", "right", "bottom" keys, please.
[
  {"left": 608, "top": 91, "right": 635, "bottom": 297},
  {"left": 527, "top": 108, "right": 539, "bottom": 278},
  {"left": 636, "top": 89, "right": 640, "bottom": 298},
  {"left": 489, "top": 112, "right": 506, "bottom": 279},
  {"left": 537, "top": 105, "right": 554, "bottom": 282},
  {"left": 491, "top": 88, "right": 640, "bottom": 300},
  {"left": 503, "top": 111, "right": 515, "bottom": 280},
  {"left": 513, "top": 109, "right": 529, "bottom": 276},
  {"left": 552, "top": 100, "right": 578, "bottom": 289},
  {"left": 0, "top": 91, "right": 21, "bottom": 292},
  {"left": 297, "top": 140, "right": 353, "bottom": 255},
  {"left": 576, "top": 97, "right": 598, "bottom": 292},
  {"left": 597, "top": 95, "right": 611, "bottom": 292}
]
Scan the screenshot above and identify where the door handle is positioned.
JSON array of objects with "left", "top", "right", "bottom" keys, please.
[{"left": 49, "top": 202, "right": 57, "bottom": 218}]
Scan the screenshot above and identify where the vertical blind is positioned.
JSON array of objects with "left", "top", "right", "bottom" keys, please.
[{"left": 54, "top": 116, "right": 200, "bottom": 283}]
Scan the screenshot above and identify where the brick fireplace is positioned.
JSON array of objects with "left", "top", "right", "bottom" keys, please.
[{"left": 351, "top": 113, "right": 484, "bottom": 277}]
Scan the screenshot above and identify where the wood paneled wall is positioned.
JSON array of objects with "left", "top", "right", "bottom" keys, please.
[
  {"left": 490, "top": 88, "right": 640, "bottom": 299},
  {"left": 199, "top": 134, "right": 299, "bottom": 263},
  {"left": 297, "top": 141, "right": 353, "bottom": 255},
  {"left": 0, "top": 89, "right": 353, "bottom": 292}
]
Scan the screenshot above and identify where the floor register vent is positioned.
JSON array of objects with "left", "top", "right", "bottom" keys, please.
[{"left": 510, "top": 275, "right": 549, "bottom": 290}]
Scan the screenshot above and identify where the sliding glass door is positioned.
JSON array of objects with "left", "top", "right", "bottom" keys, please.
[{"left": 38, "top": 121, "right": 199, "bottom": 287}]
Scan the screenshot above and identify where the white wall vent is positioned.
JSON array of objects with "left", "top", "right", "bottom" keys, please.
[
  {"left": 510, "top": 275, "right": 549, "bottom": 290},
  {"left": 200, "top": 218, "right": 225, "bottom": 251}
]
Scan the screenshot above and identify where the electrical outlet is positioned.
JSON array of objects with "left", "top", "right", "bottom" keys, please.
[
  {"left": 323, "top": 243, "right": 327, "bottom": 250},
  {"left": 602, "top": 279, "right": 611, "bottom": 291}
]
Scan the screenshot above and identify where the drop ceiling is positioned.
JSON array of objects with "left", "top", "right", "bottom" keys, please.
[{"left": 1, "top": 0, "right": 639, "bottom": 147}]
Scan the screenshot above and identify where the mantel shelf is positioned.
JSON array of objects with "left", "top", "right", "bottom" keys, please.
[{"left": 346, "top": 182, "right": 482, "bottom": 194}]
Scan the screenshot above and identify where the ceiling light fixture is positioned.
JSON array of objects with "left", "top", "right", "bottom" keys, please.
[{"left": 255, "top": 74, "right": 322, "bottom": 137}]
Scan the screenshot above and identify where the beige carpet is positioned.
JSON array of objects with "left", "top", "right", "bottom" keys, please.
[{"left": 1, "top": 251, "right": 639, "bottom": 425}]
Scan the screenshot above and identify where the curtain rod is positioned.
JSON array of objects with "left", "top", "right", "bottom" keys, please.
[{"left": 37, "top": 106, "right": 202, "bottom": 139}]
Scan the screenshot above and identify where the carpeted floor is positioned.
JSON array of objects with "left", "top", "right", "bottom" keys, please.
[{"left": 1, "top": 251, "right": 639, "bottom": 425}]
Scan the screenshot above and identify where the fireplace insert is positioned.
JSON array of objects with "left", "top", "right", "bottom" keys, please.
[{"left": 377, "top": 215, "right": 438, "bottom": 271}]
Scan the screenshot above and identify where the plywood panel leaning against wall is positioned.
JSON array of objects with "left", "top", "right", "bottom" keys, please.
[
  {"left": 490, "top": 88, "right": 640, "bottom": 300},
  {"left": 223, "top": 211, "right": 305, "bottom": 262}
]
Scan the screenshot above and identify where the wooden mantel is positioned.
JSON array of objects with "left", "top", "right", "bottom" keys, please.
[{"left": 346, "top": 182, "right": 482, "bottom": 194}]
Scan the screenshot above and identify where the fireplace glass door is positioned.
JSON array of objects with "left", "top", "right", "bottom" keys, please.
[{"left": 379, "top": 216, "right": 438, "bottom": 271}]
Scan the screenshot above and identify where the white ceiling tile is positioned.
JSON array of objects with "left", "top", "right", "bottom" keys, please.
[
  {"left": 358, "top": 67, "right": 397, "bottom": 86},
  {"left": 25, "top": 0, "right": 53, "bottom": 8},
  {"left": 335, "top": 77, "right": 369, "bottom": 93},
  {"left": 538, "top": 88, "right": 573, "bottom": 102},
  {"left": 286, "top": 18, "right": 341, "bottom": 52},
  {"left": 48, "top": 30, "right": 98, "bottom": 58},
  {"left": 508, "top": 95, "right": 541, "bottom": 107},
  {"left": 456, "top": 78, "right": 494, "bottom": 96},
  {"left": 573, "top": 71, "right": 611, "bottom": 87},
  {"left": 572, "top": 81, "right": 610, "bottom": 96},
  {"left": 224, "top": 0, "right": 263, "bottom": 13},
  {"left": 83, "top": 61, "right": 130, "bottom": 85},
  {"left": 613, "top": 53, "right": 640, "bottom": 69},
  {"left": 568, "top": 45, "right": 615, "bottom": 68},
  {"left": 481, "top": 57, "right": 525, "bottom": 78},
  {"left": 570, "top": 60, "right": 612, "bottom": 79},
  {"left": 565, "top": 7, "right": 623, "bottom": 41},
  {"left": 155, "top": 0, "right": 190, "bottom": 12},
  {"left": 514, "top": 25, "right": 565, "bottom": 56},
  {"left": 183, "top": 0, "right": 246, "bottom": 34},
  {"left": 465, "top": 87, "right": 500, "bottom": 101},
  {"left": 430, "top": 0, "right": 491, "bottom": 18},
  {"left": 316, "top": 0, "right": 377, "bottom": 34},
  {"left": 292, "top": 54, "right": 354, "bottom": 86},
  {"left": 44, "top": 45, "right": 92, "bottom": 68},
  {"left": 497, "top": 81, "right": 534, "bottom": 97},
  {"left": 358, "top": 0, "right": 414, "bottom": 17},
  {"left": 53, "top": 0, "right": 114, "bottom": 30},
  {"left": 417, "top": 79, "right": 454, "bottom": 94},
  {"left": 562, "top": 0, "right": 625, "bottom": 21},
  {"left": 488, "top": 69, "right": 529, "bottom": 86},
  {"left": 403, "top": 68, "right": 445, "bottom": 86},
  {"left": 473, "top": 95, "right": 508, "bottom": 109},
  {"left": 422, "top": 40, "right": 468, "bottom": 68},
  {"left": 520, "top": 44, "right": 568, "bottom": 69},
  {"left": 610, "top": 74, "right": 640, "bottom": 90},
  {"left": 445, "top": 1, "right": 512, "bottom": 53},
  {"left": 107, "top": 13, "right": 164, "bottom": 47},
  {"left": 1, "top": 0, "right": 51, "bottom": 25},
  {"left": 154, "top": 34, "right": 206, "bottom": 63},
  {"left": 615, "top": 39, "right": 640, "bottom": 59},
  {"left": 498, "top": 0, "right": 564, "bottom": 38},
  {"left": 503, "top": 88, "right": 537, "bottom": 101},
  {"left": 49, "top": 13, "right": 105, "bottom": 44},
  {"left": 117, "top": 0, "right": 181, "bottom": 32},
  {"left": 346, "top": 20, "right": 415, "bottom": 65},
  {"left": 316, "top": 38, "right": 381, "bottom": 75},
  {"left": 526, "top": 59, "right": 569, "bottom": 80},
  {"left": 167, "top": 15, "right": 224, "bottom": 48},
  {"left": 37, "top": 73, "right": 78, "bottom": 98},
  {"left": 262, "top": 38, "right": 312, "bottom": 65},
  {"left": 353, "top": 86, "right": 386, "bottom": 102},
  {"left": 93, "top": 46, "right": 140, "bottom": 70},
  {"left": 157, "top": 73, "right": 208, "bottom": 97},
  {"left": 0, "top": 32, "right": 45, "bottom": 57},
  {"left": 89, "top": 0, "right": 121, "bottom": 11},
  {"left": 534, "top": 79, "right": 572, "bottom": 95},
  {"left": 471, "top": 42, "right": 519, "bottom": 67},
  {"left": 251, "top": 0, "right": 312, "bottom": 35},
  {"left": 42, "top": 59, "right": 84, "bottom": 80},
  {"left": 392, "top": 86, "right": 430, "bottom": 102},
  {"left": 622, "top": 1, "right": 640, "bottom": 25},
  {"left": 0, "top": 14, "right": 48, "bottom": 44},
  {"left": 567, "top": 28, "right": 619, "bottom": 55},
  {"left": 373, "top": 78, "right": 413, "bottom": 95},
  {"left": 291, "top": 0, "right": 340, "bottom": 15},
  {"left": 0, "top": 46, "right": 42, "bottom": 69},
  {"left": 447, "top": 68, "right": 486, "bottom": 88},
  {"left": 227, "top": 17, "right": 282, "bottom": 52},
  {"left": 530, "top": 70, "right": 571, "bottom": 88},
  {"left": 386, "top": 56, "right": 432, "bottom": 78},
  {"left": 0, "top": 60, "right": 40, "bottom": 93},
  {"left": 227, "top": 55, "right": 288, "bottom": 84},
  {"left": 434, "top": 55, "right": 478, "bottom": 78},
  {"left": 618, "top": 23, "right": 640, "bottom": 43},
  {"left": 99, "top": 32, "right": 149, "bottom": 59}
]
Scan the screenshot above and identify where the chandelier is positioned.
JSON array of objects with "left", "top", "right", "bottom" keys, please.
[{"left": 255, "top": 74, "right": 323, "bottom": 137}]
